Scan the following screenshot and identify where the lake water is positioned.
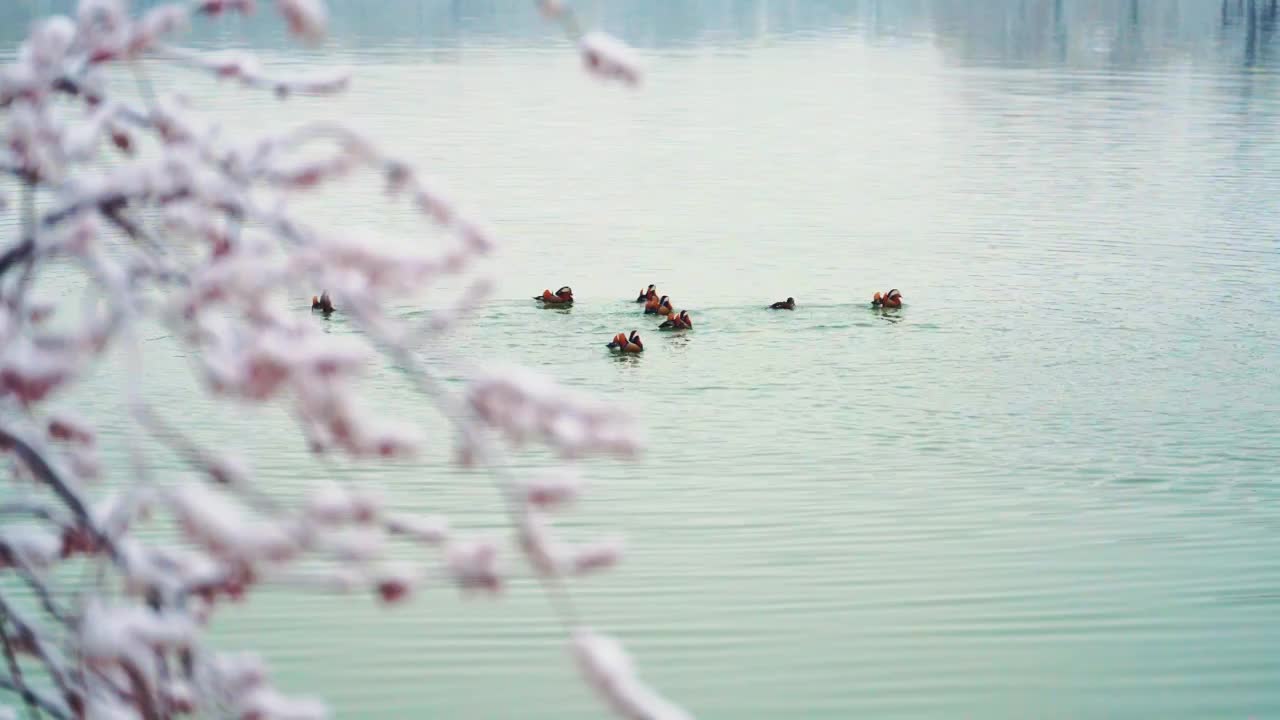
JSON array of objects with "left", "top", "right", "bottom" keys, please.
[{"left": 4, "top": 1, "right": 1280, "bottom": 718}]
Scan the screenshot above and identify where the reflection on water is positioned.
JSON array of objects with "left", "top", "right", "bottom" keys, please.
[
  {"left": 6, "top": 1, "right": 1280, "bottom": 71},
  {"left": 3, "top": 1, "right": 1280, "bottom": 719},
  {"left": 873, "top": 307, "right": 905, "bottom": 323}
]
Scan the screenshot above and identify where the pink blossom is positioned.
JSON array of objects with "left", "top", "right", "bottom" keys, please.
[
  {"left": 26, "top": 303, "right": 55, "bottom": 325},
  {"left": 268, "top": 155, "right": 357, "bottom": 189},
  {"left": 579, "top": 32, "right": 643, "bottom": 87},
  {"left": 77, "top": 0, "right": 132, "bottom": 63},
  {"left": 320, "top": 528, "right": 384, "bottom": 563},
  {"left": 63, "top": 101, "right": 119, "bottom": 160},
  {"left": 161, "top": 679, "right": 196, "bottom": 714},
  {"left": 0, "top": 338, "right": 76, "bottom": 406},
  {"left": 238, "top": 687, "right": 328, "bottom": 720},
  {"left": 282, "top": 567, "right": 364, "bottom": 594},
  {"left": 538, "top": 0, "right": 566, "bottom": 20},
  {"left": 571, "top": 629, "right": 693, "bottom": 720},
  {"left": 197, "top": 0, "right": 258, "bottom": 15},
  {"left": 209, "top": 652, "right": 268, "bottom": 696},
  {"left": 80, "top": 600, "right": 197, "bottom": 662},
  {"left": 571, "top": 539, "right": 623, "bottom": 576},
  {"left": 373, "top": 562, "right": 417, "bottom": 604},
  {"left": 48, "top": 412, "right": 96, "bottom": 445},
  {"left": 517, "top": 510, "right": 567, "bottom": 576},
  {"left": 517, "top": 470, "right": 583, "bottom": 510},
  {"left": 0, "top": 524, "right": 63, "bottom": 569},
  {"left": 276, "top": 0, "right": 328, "bottom": 44},
  {"left": 197, "top": 50, "right": 263, "bottom": 81},
  {"left": 412, "top": 180, "right": 456, "bottom": 224},
  {"left": 457, "top": 217, "right": 498, "bottom": 255},
  {"left": 77, "top": 0, "right": 127, "bottom": 29},
  {"left": 274, "top": 69, "right": 350, "bottom": 96},
  {"left": 467, "top": 366, "right": 641, "bottom": 458},
  {"left": 0, "top": 2, "right": 684, "bottom": 716},
  {"left": 131, "top": 5, "right": 190, "bottom": 55},
  {"left": 446, "top": 539, "right": 502, "bottom": 594},
  {"left": 81, "top": 695, "right": 140, "bottom": 720},
  {"left": 67, "top": 445, "right": 102, "bottom": 482},
  {"left": 519, "top": 511, "right": 623, "bottom": 578},
  {"left": 166, "top": 482, "right": 299, "bottom": 564},
  {"left": 22, "top": 16, "right": 77, "bottom": 72},
  {"left": 206, "top": 453, "right": 252, "bottom": 486},
  {"left": 92, "top": 490, "right": 145, "bottom": 535},
  {"left": 342, "top": 415, "right": 424, "bottom": 459},
  {"left": 119, "top": 540, "right": 224, "bottom": 597},
  {"left": 305, "top": 482, "right": 381, "bottom": 525},
  {"left": 385, "top": 513, "right": 449, "bottom": 545}
]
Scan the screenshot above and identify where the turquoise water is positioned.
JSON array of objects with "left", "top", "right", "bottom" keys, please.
[{"left": 5, "top": 1, "right": 1280, "bottom": 717}]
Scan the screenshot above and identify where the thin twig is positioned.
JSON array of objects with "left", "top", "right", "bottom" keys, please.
[
  {"left": 0, "top": 503, "right": 63, "bottom": 524},
  {"left": 5, "top": 557, "right": 70, "bottom": 626},
  {"left": 346, "top": 299, "right": 582, "bottom": 628},
  {"left": 0, "top": 609, "right": 40, "bottom": 720},
  {"left": 0, "top": 428, "right": 118, "bottom": 564},
  {"left": 0, "top": 590, "right": 74, "bottom": 706},
  {"left": 12, "top": 179, "right": 38, "bottom": 305},
  {"left": 0, "top": 678, "right": 67, "bottom": 720}
]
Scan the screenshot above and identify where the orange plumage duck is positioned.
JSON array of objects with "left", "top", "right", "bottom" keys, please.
[
  {"left": 535, "top": 286, "right": 574, "bottom": 305},
  {"left": 646, "top": 295, "right": 673, "bottom": 315},
  {"left": 607, "top": 330, "right": 644, "bottom": 353},
  {"left": 871, "top": 289, "right": 903, "bottom": 309},
  {"left": 659, "top": 310, "right": 692, "bottom": 330},
  {"left": 311, "top": 291, "right": 335, "bottom": 314}
]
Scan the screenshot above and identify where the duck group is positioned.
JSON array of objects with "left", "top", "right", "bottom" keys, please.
[
  {"left": 310, "top": 282, "right": 906, "bottom": 353},
  {"left": 526, "top": 281, "right": 907, "bottom": 354},
  {"left": 612, "top": 284, "right": 688, "bottom": 353}
]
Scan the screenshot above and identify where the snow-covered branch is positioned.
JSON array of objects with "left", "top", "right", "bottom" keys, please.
[{"left": 0, "top": 1, "right": 675, "bottom": 718}]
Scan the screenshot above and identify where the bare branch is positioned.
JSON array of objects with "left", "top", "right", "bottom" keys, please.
[
  {"left": 0, "top": 3, "right": 682, "bottom": 718},
  {"left": 0, "top": 678, "right": 67, "bottom": 720},
  {"left": 0, "top": 428, "right": 116, "bottom": 564},
  {"left": 0, "top": 591, "right": 73, "bottom": 707},
  {"left": 0, "top": 609, "right": 39, "bottom": 720}
]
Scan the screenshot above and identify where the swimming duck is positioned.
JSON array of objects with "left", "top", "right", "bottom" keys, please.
[
  {"left": 535, "top": 286, "right": 574, "bottom": 305},
  {"left": 607, "top": 330, "right": 644, "bottom": 353},
  {"left": 635, "top": 284, "right": 657, "bottom": 303},
  {"left": 871, "top": 289, "right": 903, "bottom": 309},
  {"left": 659, "top": 310, "right": 693, "bottom": 330},
  {"left": 311, "top": 291, "right": 335, "bottom": 314},
  {"left": 769, "top": 297, "right": 796, "bottom": 310},
  {"left": 645, "top": 295, "right": 673, "bottom": 315}
]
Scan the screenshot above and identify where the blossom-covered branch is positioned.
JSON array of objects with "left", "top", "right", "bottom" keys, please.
[{"left": 0, "top": 0, "right": 681, "bottom": 718}]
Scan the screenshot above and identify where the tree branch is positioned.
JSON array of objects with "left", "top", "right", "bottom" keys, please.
[
  {"left": 0, "top": 592, "right": 73, "bottom": 711},
  {"left": 0, "top": 678, "right": 66, "bottom": 720},
  {"left": 0, "top": 428, "right": 117, "bottom": 564},
  {"left": 0, "top": 609, "right": 40, "bottom": 720}
]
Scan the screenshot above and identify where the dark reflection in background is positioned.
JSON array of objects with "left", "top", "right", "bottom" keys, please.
[{"left": 5, "top": 1, "right": 1280, "bottom": 71}]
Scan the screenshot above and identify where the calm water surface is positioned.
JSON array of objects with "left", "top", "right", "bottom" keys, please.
[{"left": 4, "top": 1, "right": 1280, "bottom": 718}]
